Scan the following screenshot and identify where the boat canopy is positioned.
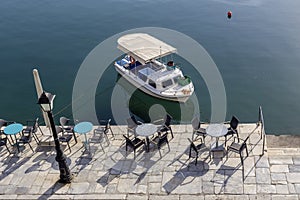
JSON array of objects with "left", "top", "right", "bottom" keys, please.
[{"left": 117, "top": 33, "right": 177, "bottom": 64}]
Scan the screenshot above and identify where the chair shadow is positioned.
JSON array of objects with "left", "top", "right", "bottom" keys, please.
[
  {"left": 25, "top": 146, "right": 71, "bottom": 173},
  {"left": 163, "top": 160, "right": 209, "bottom": 194},
  {"left": 97, "top": 140, "right": 167, "bottom": 187},
  {"left": 0, "top": 154, "right": 31, "bottom": 181},
  {"left": 73, "top": 153, "right": 93, "bottom": 174},
  {"left": 97, "top": 158, "right": 137, "bottom": 187}
]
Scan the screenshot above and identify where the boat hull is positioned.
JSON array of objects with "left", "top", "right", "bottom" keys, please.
[{"left": 114, "top": 65, "right": 191, "bottom": 103}]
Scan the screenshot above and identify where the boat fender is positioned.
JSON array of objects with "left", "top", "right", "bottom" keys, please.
[
  {"left": 130, "top": 56, "right": 135, "bottom": 64},
  {"left": 182, "top": 89, "right": 191, "bottom": 95}
]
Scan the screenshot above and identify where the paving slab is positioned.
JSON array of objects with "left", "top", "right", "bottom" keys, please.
[
  {"left": 286, "top": 173, "right": 300, "bottom": 183},
  {"left": 0, "top": 124, "right": 300, "bottom": 199}
]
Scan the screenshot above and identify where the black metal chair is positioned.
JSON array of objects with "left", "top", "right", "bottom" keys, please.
[
  {"left": 227, "top": 135, "right": 250, "bottom": 181},
  {"left": 91, "top": 120, "right": 112, "bottom": 151},
  {"left": 0, "top": 136, "right": 11, "bottom": 154},
  {"left": 22, "top": 118, "right": 42, "bottom": 144},
  {"left": 187, "top": 138, "right": 205, "bottom": 165},
  {"left": 90, "top": 128, "right": 108, "bottom": 152},
  {"left": 18, "top": 131, "right": 34, "bottom": 152},
  {"left": 0, "top": 119, "right": 9, "bottom": 143},
  {"left": 224, "top": 116, "right": 240, "bottom": 146},
  {"left": 59, "top": 116, "right": 78, "bottom": 144},
  {"left": 97, "top": 119, "right": 114, "bottom": 139},
  {"left": 151, "top": 132, "right": 170, "bottom": 157},
  {"left": 157, "top": 114, "right": 174, "bottom": 139},
  {"left": 191, "top": 116, "right": 206, "bottom": 141},
  {"left": 0, "top": 119, "right": 10, "bottom": 135},
  {"left": 0, "top": 119, "right": 8, "bottom": 130},
  {"left": 56, "top": 126, "right": 72, "bottom": 152},
  {"left": 126, "top": 117, "right": 138, "bottom": 137},
  {"left": 123, "top": 135, "right": 145, "bottom": 158},
  {"left": 131, "top": 115, "right": 143, "bottom": 125}
]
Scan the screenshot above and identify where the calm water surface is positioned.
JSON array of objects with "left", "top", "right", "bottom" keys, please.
[{"left": 1, "top": 0, "right": 300, "bottom": 134}]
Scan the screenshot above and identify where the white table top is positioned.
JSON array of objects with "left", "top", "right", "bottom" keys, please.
[
  {"left": 206, "top": 124, "right": 228, "bottom": 137},
  {"left": 136, "top": 123, "right": 158, "bottom": 137}
]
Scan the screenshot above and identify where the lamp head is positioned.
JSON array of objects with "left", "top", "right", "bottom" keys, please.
[{"left": 38, "top": 91, "right": 56, "bottom": 112}]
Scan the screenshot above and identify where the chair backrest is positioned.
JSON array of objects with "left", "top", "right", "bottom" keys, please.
[
  {"left": 55, "top": 126, "right": 64, "bottom": 134},
  {"left": 32, "top": 118, "right": 39, "bottom": 133},
  {"left": 123, "top": 135, "right": 134, "bottom": 148},
  {"left": 191, "top": 117, "right": 200, "bottom": 130},
  {"left": 60, "top": 117, "right": 70, "bottom": 127},
  {"left": 164, "top": 114, "right": 172, "bottom": 127},
  {"left": 230, "top": 116, "right": 239, "bottom": 130},
  {"left": 104, "top": 119, "right": 111, "bottom": 133},
  {"left": 0, "top": 119, "right": 8, "bottom": 128},
  {"left": 131, "top": 115, "right": 139, "bottom": 125},
  {"left": 126, "top": 118, "right": 137, "bottom": 129}
]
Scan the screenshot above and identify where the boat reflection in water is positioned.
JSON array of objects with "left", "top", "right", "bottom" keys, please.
[{"left": 111, "top": 74, "right": 200, "bottom": 125}]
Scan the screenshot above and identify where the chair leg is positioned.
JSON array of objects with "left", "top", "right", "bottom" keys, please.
[
  {"left": 28, "top": 143, "right": 34, "bottom": 152},
  {"left": 104, "top": 133, "right": 110, "bottom": 145},
  {"left": 32, "top": 133, "right": 40, "bottom": 144},
  {"left": 67, "top": 142, "right": 71, "bottom": 153},
  {"left": 109, "top": 127, "right": 115, "bottom": 138},
  {"left": 5, "top": 144, "right": 11, "bottom": 154},
  {"left": 72, "top": 131, "right": 78, "bottom": 143},
  {"left": 240, "top": 153, "right": 245, "bottom": 181},
  {"left": 245, "top": 146, "right": 249, "bottom": 157},
  {"left": 188, "top": 146, "right": 192, "bottom": 159},
  {"left": 6, "top": 137, "right": 13, "bottom": 146},
  {"left": 38, "top": 126, "right": 44, "bottom": 135},
  {"left": 170, "top": 128, "right": 174, "bottom": 139},
  {"left": 99, "top": 142, "right": 104, "bottom": 152},
  {"left": 240, "top": 153, "right": 244, "bottom": 167}
]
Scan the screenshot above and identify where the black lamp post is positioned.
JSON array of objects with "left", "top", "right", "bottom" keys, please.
[{"left": 38, "top": 91, "right": 72, "bottom": 183}]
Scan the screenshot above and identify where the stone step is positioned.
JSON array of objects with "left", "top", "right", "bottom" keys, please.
[{"left": 267, "top": 148, "right": 300, "bottom": 155}]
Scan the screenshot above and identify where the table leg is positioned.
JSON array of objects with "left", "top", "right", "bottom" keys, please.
[
  {"left": 145, "top": 137, "right": 150, "bottom": 152},
  {"left": 84, "top": 133, "right": 90, "bottom": 151},
  {"left": 14, "top": 135, "right": 20, "bottom": 153},
  {"left": 216, "top": 137, "right": 219, "bottom": 147}
]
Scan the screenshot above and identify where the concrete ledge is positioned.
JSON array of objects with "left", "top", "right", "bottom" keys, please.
[{"left": 267, "top": 135, "right": 300, "bottom": 148}]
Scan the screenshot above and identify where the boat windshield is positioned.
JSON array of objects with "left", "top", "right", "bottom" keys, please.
[{"left": 162, "top": 79, "right": 173, "bottom": 88}]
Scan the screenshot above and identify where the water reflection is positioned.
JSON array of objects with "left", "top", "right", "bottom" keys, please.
[{"left": 114, "top": 74, "right": 199, "bottom": 124}]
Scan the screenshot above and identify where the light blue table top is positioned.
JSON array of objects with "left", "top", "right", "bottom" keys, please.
[
  {"left": 74, "top": 122, "right": 93, "bottom": 134},
  {"left": 4, "top": 123, "right": 23, "bottom": 135}
]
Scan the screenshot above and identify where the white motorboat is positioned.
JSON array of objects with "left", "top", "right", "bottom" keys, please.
[{"left": 114, "top": 33, "right": 194, "bottom": 102}]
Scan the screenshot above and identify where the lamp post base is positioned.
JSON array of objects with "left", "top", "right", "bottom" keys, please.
[{"left": 56, "top": 154, "right": 73, "bottom": 183}]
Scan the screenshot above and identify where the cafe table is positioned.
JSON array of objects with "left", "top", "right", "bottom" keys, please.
[
  {"left": 4, "top": 123, "right": 23, "bottom": 152},
  {"left": 74, "top": 122, "right": 93, "bottom": 151}
]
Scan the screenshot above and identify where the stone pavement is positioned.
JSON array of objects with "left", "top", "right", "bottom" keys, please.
[{"left": 0, "top": 123, "right": 300, "bottom": 199}]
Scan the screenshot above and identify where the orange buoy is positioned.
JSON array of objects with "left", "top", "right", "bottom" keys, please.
[{"left": 227, "top": 11, "right": 232, "bottom": 19}]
